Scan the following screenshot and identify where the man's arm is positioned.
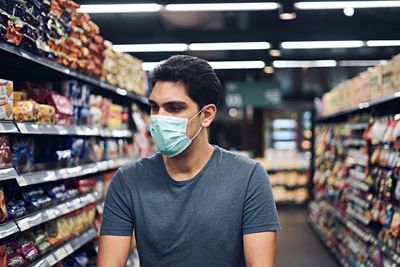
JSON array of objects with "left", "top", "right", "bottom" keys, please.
[
  {"left": 97, "top": 235, "right": 132, "bottom": 267},
  {"left": 243, "top": 232, "right": 277, "bottom": 267}
]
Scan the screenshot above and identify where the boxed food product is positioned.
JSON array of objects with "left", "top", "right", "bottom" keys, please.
[
  {"left": 393, "top": 54, "right": 400, "bottom": 92},
  {"left": 49, "top": 93, "right": 73, "bottom": 125},
  {"left": 369, "top": 65, "right": 383, "bottom": 100},
  {"left": 38, "top": 104, "right": 56, "bottom": 124},
  {"left": 0, "top": 186, "right": 8, "bottom": 223},
  {"left": 359, "top": 71, "right": 371, "bottom": 103},
  {"left": 6, "top": 199, "right": 26, "bottom": 220},
  {"left": 13, "top": 100, "right": 40, "bottom": 122},
  {"left": 0, "top": 79, "right": 14, "bottom": 120},
  {"left": 0, "top": 135, "right": 12, "bottom": 169},
  {"left": 0, "top": 244, "right": 6, "bottom": 267},
  {"left": 75, "top": 178, "right": 97, "bottom": 194},
  {"left": 13, "top": 91, "right": 27, "bottom": 102},
  {"left": 89, "top": 95, "right": 102, "bottom": 126},
  {"left": 11, "top": 137, "right": 35, "bottom": 173},
  {"left": 107, "top": 104, "right": 123, "bottom": 129},
  {"left": 22, "top": 188, "right": 52, "bottom": 210},
  {"left": 382, "top": 60, "right": 395, "bottom": 97},
  {"left": 100, "top": 98, "right": 112, "bottom": 127}
]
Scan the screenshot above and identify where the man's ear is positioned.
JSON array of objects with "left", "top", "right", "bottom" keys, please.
[{"left": 201, "top": 104, "right": 217, "bottom": 128}]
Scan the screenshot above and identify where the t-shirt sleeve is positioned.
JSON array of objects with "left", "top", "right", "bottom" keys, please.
[
  {"left": 242, "top": 162, "right": 281, "bottom": 235},
  {"left": 100, "top": 169, "right": 135, "bottom": 236}
]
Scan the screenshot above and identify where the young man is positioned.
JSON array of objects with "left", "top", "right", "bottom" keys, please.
[{"left": 98, "top": 55, "right": 280, "bottom": 267}]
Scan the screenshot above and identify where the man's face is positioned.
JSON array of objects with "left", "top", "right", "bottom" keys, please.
[{"left": 148, "top": 81, "right": 203, "bottom": 138}]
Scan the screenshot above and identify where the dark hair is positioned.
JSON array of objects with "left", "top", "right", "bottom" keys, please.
[{"left": 151, "top": 55, "right": 223, "bottom": 108}]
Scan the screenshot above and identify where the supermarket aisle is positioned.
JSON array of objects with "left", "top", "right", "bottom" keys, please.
[{"left": 276, "top": 206, "right": 339, "bottom": 267}]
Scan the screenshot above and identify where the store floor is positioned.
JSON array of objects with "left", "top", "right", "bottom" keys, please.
[{"left": 276, "top": 205, "right": 339, "bottom": 267}]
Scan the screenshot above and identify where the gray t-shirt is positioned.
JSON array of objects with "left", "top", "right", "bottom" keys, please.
[{"left": 100, "top": 145, "right": 280, "bottom": 267}]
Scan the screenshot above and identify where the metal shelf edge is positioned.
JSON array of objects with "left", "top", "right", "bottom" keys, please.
[
  {"left": 28, "top": 228, "right": 97, "bottom": 267},
  {"left": 16, "top": 192, "right": 99, "bottom": 232},
  {"left": 0, "top": 221, "right": 19, "bottom": 240},
  {"left": 17, "top": 157, "right": 132, "bottom": 186}
]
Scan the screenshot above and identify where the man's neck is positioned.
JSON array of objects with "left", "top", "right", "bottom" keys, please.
[{"left": 163, "top": 137, "right": 214, "bottom": 182}]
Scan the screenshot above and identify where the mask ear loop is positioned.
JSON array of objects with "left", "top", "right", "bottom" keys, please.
[{"left": 188, "top": 106, "right": 206, "bottom": 141}]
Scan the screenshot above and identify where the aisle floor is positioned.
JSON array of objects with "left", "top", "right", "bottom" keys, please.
[{"left": 276, "top": 206, "right": 339, "bottom": 267}]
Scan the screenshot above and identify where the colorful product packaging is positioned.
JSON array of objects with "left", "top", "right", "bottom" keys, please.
[{"left": 0, "top": 79, "right": 14, "bottom": 120}]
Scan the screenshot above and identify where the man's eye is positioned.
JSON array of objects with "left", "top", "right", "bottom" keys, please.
[
  {"left": 167, "top": 106, "right": 182, "bottom": 112},
  {"left": 150, "top": 105, "right": 159, "bottom": 111}
]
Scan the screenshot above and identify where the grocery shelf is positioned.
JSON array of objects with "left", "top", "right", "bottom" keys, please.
[
  {"left": 0, "top": 41, "right": 148, "bottom": 108},
  {"left": 0, "top": 121, "right": 19, "bottom": 133},
  {"left": 29, "top": 228, "right": 97, "bottom": 267},
  {"left": 17, "top": 192, "right": 99, "bottom": 232},
  {"left": 0, "top": 220, "right": 19, "bottom": 240},
  {"left": 316, "top": 91, "right": 400, "bottom": 123},
  {"left": 307, "top": 218, "right": 346, "bottom": 266},
  {"left": 17, "top": 157, "right": 133, "bottom": 186},
  {"left": 15, "top": 122, "right": 133, "bottom": 138},
  {"left": 0, "top": 167, "right": 19, "bottom": 181},
  {"left": 322, "top": 201, "right": 400, "bottom": 265}
]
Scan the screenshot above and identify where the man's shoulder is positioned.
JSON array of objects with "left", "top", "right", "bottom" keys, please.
[
  {"left": 118, "top": 153, "right": 161, "bottom": 177},
  {"left": 216, "top": 146, "right": 258, "bottom": 171}
]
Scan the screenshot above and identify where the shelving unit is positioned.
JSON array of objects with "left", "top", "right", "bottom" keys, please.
[
  {"left": 309, "top": 87, "right": 400, "bottom": 266},
  {"left": 29, "top": 228, "right": 97, "bottom": 267},
  {"left": 0, "top": 42, "right": 148, "bottom": 108}
]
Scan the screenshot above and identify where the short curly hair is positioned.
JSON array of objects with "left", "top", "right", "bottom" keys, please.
[{"left": 151, "top": 55, "right": 223, "bottom": 108}]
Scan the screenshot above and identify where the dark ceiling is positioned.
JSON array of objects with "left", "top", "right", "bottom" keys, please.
[{"left": 76, "top": 0, "right": 400, "bottom": 100}]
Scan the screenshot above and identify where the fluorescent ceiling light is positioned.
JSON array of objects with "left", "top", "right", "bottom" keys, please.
[
  {"left": 295, "top": 1, "right": 400, "bottom": 10},
  {"left": 210, "top": 61, "right": 266, "bottom": 69},
  {"left": 165, "top": 2, "right": 279, "bottom": 12},
  {"left": 143, "top": 61, "right": 265, "bottom": 71},
  {"left": 339, "top": 60, "right": 387, "bottom": 67},
  {"left": 281, "top": 40, "right": 364, "bottom": 49},
  {"left": 367, "top": 40, "right": 400, "bottom": 47},
  {"left": 78, "top": 4, "right": 162, "bottom": 13},
  {"left": 273, "top": 60, "right": 337, "bottom": 68},
  {"left": 142, "top": 62, "right": 160, "bottom": 71},
  {"left": 113, "top": 43, "right": 188, "bottom": 52},
  {"left": 189, "top": 42, "right": 270, "bottom": 51}
]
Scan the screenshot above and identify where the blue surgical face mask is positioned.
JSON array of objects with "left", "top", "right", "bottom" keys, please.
[{"left": 150, "top": 109, "right": 204, "bottom": 157}]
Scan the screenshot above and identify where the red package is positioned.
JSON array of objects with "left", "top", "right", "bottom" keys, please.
[
  {"left": 0, "top": 135, "right": 12, "bottom": 169},
  {"left": 49, "top": 93, "right": 73, "bottom": 125},
  {"left": 75, "top": 178, "right": 97, "bottom": 194}
]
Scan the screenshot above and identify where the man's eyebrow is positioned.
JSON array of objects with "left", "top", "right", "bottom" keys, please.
[
  {"left": 164, "top": 101, "right": 187, "bottom": 106},
  {"left": 148, "top": 99, "right": 157, "bottom": 105}
]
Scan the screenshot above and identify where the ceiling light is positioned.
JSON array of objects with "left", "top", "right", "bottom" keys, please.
[
  {"left": 142, "top": 62, "right": 160, "bottom": 71},
  {"left": 295, "top": 1, "right": 400, "bottom": 10},
  {"left": 142, "top": 61, "right": 266, "bottom": 71},
  {"left": 279, "top": 2, "right": 297, "bottom": 20},
  {"left": 210, "top": 61, "right": 266, "bottom": 69},
  {"left": 281, "top": 40, "right": 364, "bottom": 49},
  {"left": 188, "top": 42, "right": 270, "bottom": 51},
  {"left": 165, "top": 2, "right": 279, "bottom": 12},
  {"left": 279, "top": 12, "right": 297, "bottom": 20},
  {"left": 273, "top": 60, "right": 337, "bottom": 68},
  {"left": 339, "top": 60, "right": 387, "bottom": 67},
  {"left": 343, "top": 7, "right": 355, "bottom": 16},
  {"left": 269, "top": 49, "right": 282, "bottom": 57},
  {"left": 113, "top": 43, "right": 188, "bottom": 52},
  {"left": 367, "top": 40, "right": 400, "bottom": 47},
  {"left": 264, "top": 66, "right": 274, "bottom": 74},
  {"left": 78, "top": 4, "right": 162, "bottom": 13}
]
